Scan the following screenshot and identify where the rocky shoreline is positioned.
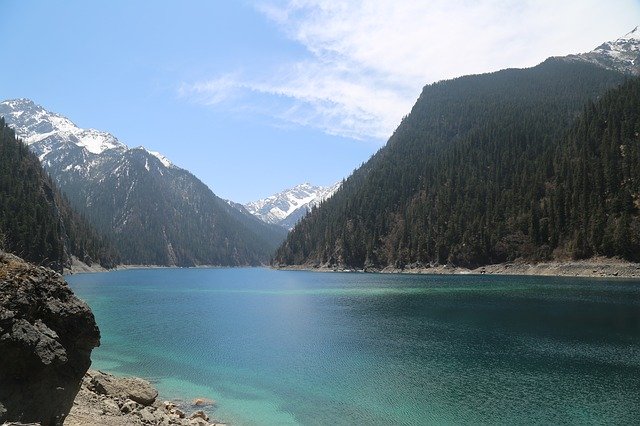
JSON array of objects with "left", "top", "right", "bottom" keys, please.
[
  {"left": 66, "top": 256, "right": 640, "bottom": 279},
  {"left": 276, "top": 257, "right": 640, "bottom": 279},
  {"left": 1, "top": 252, "right": 227, "bottom": 426},
  {"left": 67, "top": 370, "right": 225, "bottom": 426}
]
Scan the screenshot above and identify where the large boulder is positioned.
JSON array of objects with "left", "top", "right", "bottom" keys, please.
[
  {"left": 0, "top": 252, "right": 100, "bottom": 425},
  {"left": 90, "top": 370, "right": 159, "bottom": 406}
]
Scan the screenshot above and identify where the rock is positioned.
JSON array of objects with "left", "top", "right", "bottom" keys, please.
[
  {"left": 167, "top": 412, "right": 181, "bottom": 423},
  {"left": 173, "top": 408, "right": 186, "bottom": 418},
  {"left": 190, "top": 410, "right": 210, "bottom": 421},
  {"left": 0, "top": 252, "right": 100, "bottom": 426},
  {"left": 157, "top": 412, "right": 172, "bottom": 425},
  {"left": 189, "top": 419, "right": 209, "bottom": 426},
  {"left": 193, "top": 397, "right": 215, "bottom": 407},
  {"left": 120, "top": 399, "right": 139, "bottom": 414},
  {"left": 92, "top": 371, "right": 159, "bottom": 406},
  {"left": 102, "top": 398, "right": 121, "bottom": 414},
  {"left": 139, "top": 407, "right": 156, "bottom": 423}
]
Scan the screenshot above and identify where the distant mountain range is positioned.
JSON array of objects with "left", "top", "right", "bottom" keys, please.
[
  {"left": 0, "top": 99, "right": 287, "bottom": 266},
  {"left": 274, "top": 27, "right": 640, "bottom": 269},
  {"left": 245, "top": 182, "right": 341, "bottom": 230}
]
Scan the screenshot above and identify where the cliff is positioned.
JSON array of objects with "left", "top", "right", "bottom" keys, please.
[{"left": 0, "top": 252, "right": 100, "bottom": 425}]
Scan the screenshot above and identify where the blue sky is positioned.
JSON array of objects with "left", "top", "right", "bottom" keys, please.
[{"left": 1, "top": 1, "right": 639, "bottom": 203}]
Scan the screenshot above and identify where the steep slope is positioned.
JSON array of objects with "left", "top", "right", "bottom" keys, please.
[
  {"left": 0, "top": 118, "right": 117, "bottom": 270},
  {"left": 245, "top": 182, "right": 340, "bottom": 229},
  {"left": 274, "top": 57, "right": 629, "bottom": 268},
  {"left": 0, "top": 100, "right": 287, "bottom": 266}
]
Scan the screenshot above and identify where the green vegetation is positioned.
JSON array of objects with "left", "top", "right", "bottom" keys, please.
[
  {"left": 275, "top": 59, "right": 638, "bottom": 268},
  {"left": 0, "top": 119, "right": 117, "bottom": 270},
  {"left": 55, "top": 149, "right": 288, "bottom": 266}
]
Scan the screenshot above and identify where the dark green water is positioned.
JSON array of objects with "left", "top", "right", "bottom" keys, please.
[{"left": 67, "top": 269, "right": 640, "bottom": 425}]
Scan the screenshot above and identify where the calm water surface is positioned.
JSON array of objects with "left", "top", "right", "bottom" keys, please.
[{"left": 67, "top": 268, "right": 640, "bottom": 425}]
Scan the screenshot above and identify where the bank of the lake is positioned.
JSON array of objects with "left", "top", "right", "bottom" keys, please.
[
  {"left": 67, "top": 267, "right": 640, "bottom": 425},
  {"left": 277, "top": 256, "right": 640, "bottom": 279}
]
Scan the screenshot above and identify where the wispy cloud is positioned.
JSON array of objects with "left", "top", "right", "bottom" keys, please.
[
  {"left": 178, "top": 74, "right": 242, "bottom": 106},
  {"left": 181, "top": 0, "right": 640, "bottom": 141}
]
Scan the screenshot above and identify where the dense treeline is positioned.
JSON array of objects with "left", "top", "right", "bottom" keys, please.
[
  {"left": 0, "top": 118, "right": 118, "bottom": 270},
  {"left": 52, "top": 148, "right": 287, "bottom": 266},
  {"left": 274, "top": 59, "right": 637, "bottom": 268}
]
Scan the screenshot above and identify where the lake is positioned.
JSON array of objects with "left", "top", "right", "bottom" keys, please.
[{"left": 66, "top": 268, "right": 640, "bottom": 425}]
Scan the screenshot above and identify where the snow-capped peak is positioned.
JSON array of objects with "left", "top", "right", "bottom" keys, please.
[
  {"left": 567, "top": 25, "right": 640, "bottom": 75},
  {"left": 0, "top": 98, "right": 126, "bottom": 154},
  {"left": 0, "top": 99, "right": 179, "bottom": 172},
  {"left": 245, "top": 181, "right": 341, "bottom": 229},
  {"left": 620, "top": 26, "right": 640, "bottom": 41}
]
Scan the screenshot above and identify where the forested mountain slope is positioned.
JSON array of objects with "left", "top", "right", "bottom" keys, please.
[
  {"left": 0, "top": 118, "right": 117, "bottom": 270},
  {"left": 0, "top": 100, "right": 287, "bottom": 266},
  {"left": 274, "top": 59, "right": 633, "bottom": 269}
]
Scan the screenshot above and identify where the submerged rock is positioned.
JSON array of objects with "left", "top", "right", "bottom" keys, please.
[{"left": 0, "top": 252, "right": 100, "bottom": 425}]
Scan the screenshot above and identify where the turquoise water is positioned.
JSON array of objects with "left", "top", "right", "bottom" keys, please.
[{"left": 67, "top": 268, "right": 640, "bottom": 425}]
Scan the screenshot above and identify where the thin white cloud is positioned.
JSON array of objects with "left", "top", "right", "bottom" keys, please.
[
  {"left": 178, "top": 74, "right": 242, "bottom": 106},
  {"left": 182, "top": 0, "right": 640, "bottom": 141}
]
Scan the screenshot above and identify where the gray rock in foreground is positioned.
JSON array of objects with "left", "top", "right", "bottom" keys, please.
[
  {"left": 90, "top": 370, "right": 159, "bottom": 406},
  {"left": 0, "top": 252, "right": 100, "bottom": 425}
]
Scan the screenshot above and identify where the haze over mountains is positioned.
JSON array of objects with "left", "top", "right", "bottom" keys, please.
[
  {"left": 275, "top": 27, "right": 640, "bottom": 269},
  {"left": 0, "top": 100, "right": 286, "bottom": 266}
]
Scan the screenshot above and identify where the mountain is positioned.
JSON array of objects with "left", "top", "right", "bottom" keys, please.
[
  {"left": 568, "top": 26, "right": 640, "bottom": 74},
  {"left": 0, "top": 99, "right": 287, "bottom": 266},
  {"left": 245, "top": 182, "right": 341, "bottom": 230},
  {"left": 274, "top": 30, "right": 638, "bottom": 269},
  {"left": 0, "top": 118, "right": 117, "bottom": 271}
]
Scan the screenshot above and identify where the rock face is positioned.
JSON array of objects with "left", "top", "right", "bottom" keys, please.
[{"left": 0, "top": 252, "right": 100, "bottom": 425}]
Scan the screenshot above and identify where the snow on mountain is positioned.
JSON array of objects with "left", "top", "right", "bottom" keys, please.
[
  {"left": 0, "top": 98, "right": 126, "bottom": 154},
  {"left": 567, "top": 26, "right": 640, "bottom": 75},
  {"left": 146, "top": 149, "right": 174, "bottom": 168},
  {"left": 245, "top": 182, "right": 341, "bottom": 229},
  {"left": 0, "top": 98, "right": 286, "bottom": 266},
  {"left": 0, "top": 99, "right": 177, "bottom": 174}
]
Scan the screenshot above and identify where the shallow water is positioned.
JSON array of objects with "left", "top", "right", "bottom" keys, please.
[{"left": 67, "top": 268, "right": 640, "bottom": 425}]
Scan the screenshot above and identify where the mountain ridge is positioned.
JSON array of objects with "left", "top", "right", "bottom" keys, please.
[
  {"left": 0, "top": 100, "right": 286, "bottom": 266},
  {"left": 245, "top": 182, "right": 341, "bottom": 230},
  {"left": 0, "top": 118, "right": 117, "bottom": 270},
  {"left": 274, "top": 32, "right": 636, "bottom": 269},
  {"left": 566, "top": 25, "right": 640, "bottom": 75}
]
